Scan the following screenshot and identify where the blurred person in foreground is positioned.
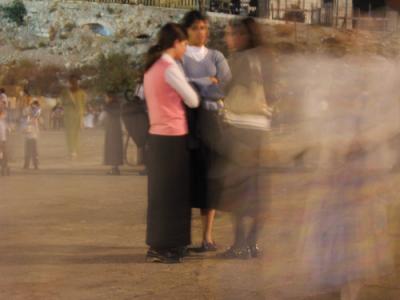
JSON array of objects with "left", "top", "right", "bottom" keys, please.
[{"left": 299, "top": 84, "right": 395, "bottom": 300}]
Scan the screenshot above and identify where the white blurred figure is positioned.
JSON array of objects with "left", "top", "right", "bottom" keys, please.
[
  {"left": 83, "top": 105, "right": 95, "bottom": 129},
  {"left": 299, "top": 56, "right": 396, "bottom": 300}
]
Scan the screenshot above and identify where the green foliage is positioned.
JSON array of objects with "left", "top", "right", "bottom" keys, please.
[
  {"left": 38, "top": 41, "right": 48, "bottom": 48},
  {"left": 2, "top": 59, "right": 36, "bottom": 86},
  {"left": 1, "top": 0, "right": 27, "bottom": 26},
  {"left": 64, "top": 22, "right": 76, "bottom": 32},
  {"left": 2, "top": 60, "right": 65, "bottom": 96},
  {"left": 28, "top": 64, "right": 64, "bottom": 96},
  {"left": 106, "top": 6, "right": 115, "bottom": 14},
  {"left": 94, "top": 52, "right": 138, "bottom": 94}
]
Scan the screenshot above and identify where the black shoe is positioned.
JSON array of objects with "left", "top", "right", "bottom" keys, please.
[
  {"left": 218, "top": 246, "right": 251, "bottom": 259},
  {"left": 178, "top": 247, "right": 189, "bottom": 258},
  {"left": 107, "top": 168, "right": 120, "bottom": 176},
  {"left": 138, "top": 169, "right": 148, "bottom": 176},
  {"left": 146, "top": 248, "right": 182, "bottom": 264},
  {"left": 188, "top": 241, "right": 217, "bottom": 253},
  {"left": 249, "top": 244, "right": 262, "bottom": 258}
]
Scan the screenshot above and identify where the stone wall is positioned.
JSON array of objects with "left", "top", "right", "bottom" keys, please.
[
  {"left": 0, "top": 0, "right": 242, "bottom": 67},
  {"left": 0, "top": 0, "right": 192, "bottom": 66},
  {"left": 0, "top": 0, "right": 360, "bottom": 68}
]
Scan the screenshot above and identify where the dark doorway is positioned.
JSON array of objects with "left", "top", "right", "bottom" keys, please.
[{"left": 353, "top": 0, "right": 386, "bottom": 12}]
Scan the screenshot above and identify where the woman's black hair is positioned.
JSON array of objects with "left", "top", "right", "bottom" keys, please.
[
  {"left": 68, "top": 73, "right": 80, "bottom": 81},
  {"left": 230, "top": 17, "right": 263, "bottom": 50},
  {"left": 144, "top": 23, "right": 187, "bottom": 72},
  {"left": 181, "top": 10, "right": 208, "bottom": 31}
]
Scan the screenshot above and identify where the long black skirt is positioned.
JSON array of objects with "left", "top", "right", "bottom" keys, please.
[
  {"left": 208, "top": 127, "right": 264, "bottom": 217},
  {"left": 146, "top": 134, "right": 191, "bottom": 249},
  {"left": 189, "top": 109, "right": 222, "bottom": 210},
  {"left": 104, "top": 115, "right": 123, "bottom": 166}
]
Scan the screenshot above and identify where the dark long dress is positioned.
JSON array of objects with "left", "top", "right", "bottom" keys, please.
[
  {"left": 211, "top": 48, "right": 269, "bottom": 216},
  {"left": 182, "top": 49, "right": 232, "bottom": 210},
  {"left": 208, "top": 127, "right": 263, "bottom": 216},
  {"left": 188, "top": 107, "right": 225, "bottom": 210},
  {"left": 146, "top": 134, "right": 191, "bottom": 249},
  {"left": 104, "top": 101, "right": 123, "bottom": 166}
]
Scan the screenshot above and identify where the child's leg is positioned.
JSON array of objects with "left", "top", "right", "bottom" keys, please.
[
  {"left": 24, "top": 139, "right": 30, "bottom": 168},
  {"left": 4, "top": 142, "right": 9, "bottom": 175},
  {"left": 32, "top": 139, "right": 39, "bottom": 169},
  {"left": 0, "top": 142, "right": 7, "bottom": 174},
  {"left": 25, "top": 139, "right": 34, "bottom": 168}
]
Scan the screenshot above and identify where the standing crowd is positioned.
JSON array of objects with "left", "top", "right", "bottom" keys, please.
[
  {"left": 143, "top": 12, "right": 270, "bottom": 264},
  {"left": 140, "top": 10, "right": 394, "bottom": 300}
]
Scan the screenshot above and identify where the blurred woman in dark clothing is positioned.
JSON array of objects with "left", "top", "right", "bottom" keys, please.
[
  {"left": 104, "top": 93, "right": 124, "bottom": 175},
  {"left": 217, "top": 18, "right": 271, "bottom": 259}
]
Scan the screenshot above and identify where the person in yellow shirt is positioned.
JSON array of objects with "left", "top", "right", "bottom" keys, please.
[{"left": 61, "top": 74, "right": 87, "bottom": 159}]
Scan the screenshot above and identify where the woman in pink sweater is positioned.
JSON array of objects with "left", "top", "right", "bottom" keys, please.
[{"left": 143, "top": 23, "right": 199, "bottom": 264}]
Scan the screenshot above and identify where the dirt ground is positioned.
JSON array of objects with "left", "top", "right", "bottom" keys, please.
[{"left": 1, "top": 129, "right": 400, "bottom": 300}]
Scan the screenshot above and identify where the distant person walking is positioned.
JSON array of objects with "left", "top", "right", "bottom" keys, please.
[
  {"left": 61, "top": 75, "right": 87, "bottom": 159},
  {"left": 103, "top": 92, "right": 124, "bottom": 175}
]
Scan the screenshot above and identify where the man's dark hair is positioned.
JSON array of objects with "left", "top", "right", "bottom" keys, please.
[{"left": 181, "top": 10, "right": 208, "bottom": 30}]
